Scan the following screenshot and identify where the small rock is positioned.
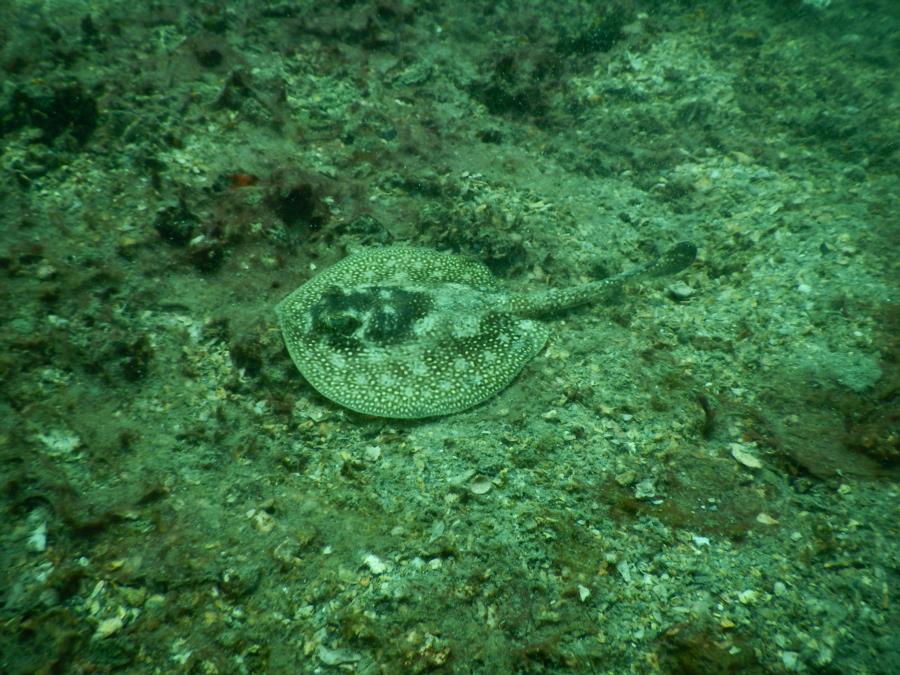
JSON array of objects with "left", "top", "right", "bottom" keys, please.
[
  {"left": 667, "top": 280, "right": 695, "bottom": 301},
  {"left": 615, "top": 470, "right": 637, "bottom": 487},
  {"left": 634, "top": 479, "right": 656, "bottom": 499},
  {"left": 121, "top": 586, "right": 147, "bottom": 606},
  {"left": 782, "top": 650, "right": 800, "bottom": 671},
  {"left": 317, "top": 644, "right": 362, "bottom": 666},
  {"left": 93, "top": 616, "right": 124, "bottom": 640},
  {"left": 730, "top": 443, "right": 762, "bottom": 469},
  {"left": 250, "top": 509, "right": 276, "bottom": 533},
  {"left": 26, "top": 521, "right": 48, "bottom": 552},
  {"left": 738, "top": 589, "right": 759, "bottom": 605},
  {"left": 469, "top": 476, "right": 493, "bottom": 495},
  {"left": 220, "top": 565, "right": 261, "bottom": 599},
  {"left": 273, "top": 538, "right": 303, "bottom": 567},
  {"left": 37, "top": 429, "right": 82, "bottom": 456},
  {"left": 363, "top": 553, "right": 388, "bottom": 575},
  {"left": 35, "top": 262, "right": 57, "bottom": 280}
]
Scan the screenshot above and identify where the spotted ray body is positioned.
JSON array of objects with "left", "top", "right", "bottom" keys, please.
[{"left": 276, "top": 242, "right": 696, "bottom": 418}]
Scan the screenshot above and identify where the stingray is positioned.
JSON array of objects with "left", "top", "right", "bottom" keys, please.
[{"left": 276, "top": 241, "right": 696, "bottom": 418}]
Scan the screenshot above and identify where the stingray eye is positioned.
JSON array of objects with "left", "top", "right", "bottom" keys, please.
[{"left": 326, "top": 312, "right": 361, "bottom": 336}]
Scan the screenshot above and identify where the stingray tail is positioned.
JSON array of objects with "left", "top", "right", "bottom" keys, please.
[{"left": 505, "top": 242, "right": 697, "bottom": 317}]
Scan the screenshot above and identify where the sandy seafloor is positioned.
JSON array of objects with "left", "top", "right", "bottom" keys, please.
[{"left": 1, "top": 1, "right": 898, "bottom": 673}]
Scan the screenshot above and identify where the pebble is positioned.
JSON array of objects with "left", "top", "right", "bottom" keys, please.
[
  {"left": 93, "top": 616, "right": 124, "bottom": 640},
  {"left": 616, "top": 560, "right": 632, "bottom": 583},
  {"left": 782, "top": 650, "right": 800, "bottom": 671},
  {"left": 26, "top": 521, "right": 48, "bottom": 552},
  {"left": 615, "top": 470, "right": 637, "bottom": 487},
  {"left": 363, "top": 553, "right": 388, "bottom": 574},
  {"left": 35, "top": 262, "right": 57, "bottom": 280},
  {"left": 730, "top": 443, "right": 763, "bottom": 469},
  {"left": 634, "top": 479, "right": 656, "bottom": 499},
  {"left": 738, "top": 589, "right": 759, "bottom": 604},
  {"left": 317, "top": 645, "right": 362, "bottom": 666},
  {"left": 250, "top": 509, "right": 275, "bottom": 533},
  {"left": 146, "top": 594, "right": 166, "bottom": 610},
  {"left": 469, "top": 476, "right": 493, "bottom": 495},
  {"left": 273, "top": 538, "right": 303, "bottom": 567},
  {"left": 666, "top": 280, "right": 695, "bottom": 301}
]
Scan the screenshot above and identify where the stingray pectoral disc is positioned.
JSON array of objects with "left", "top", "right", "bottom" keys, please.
[{"left": 276, "top": 247, "right": 549, "bottom": 418}]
